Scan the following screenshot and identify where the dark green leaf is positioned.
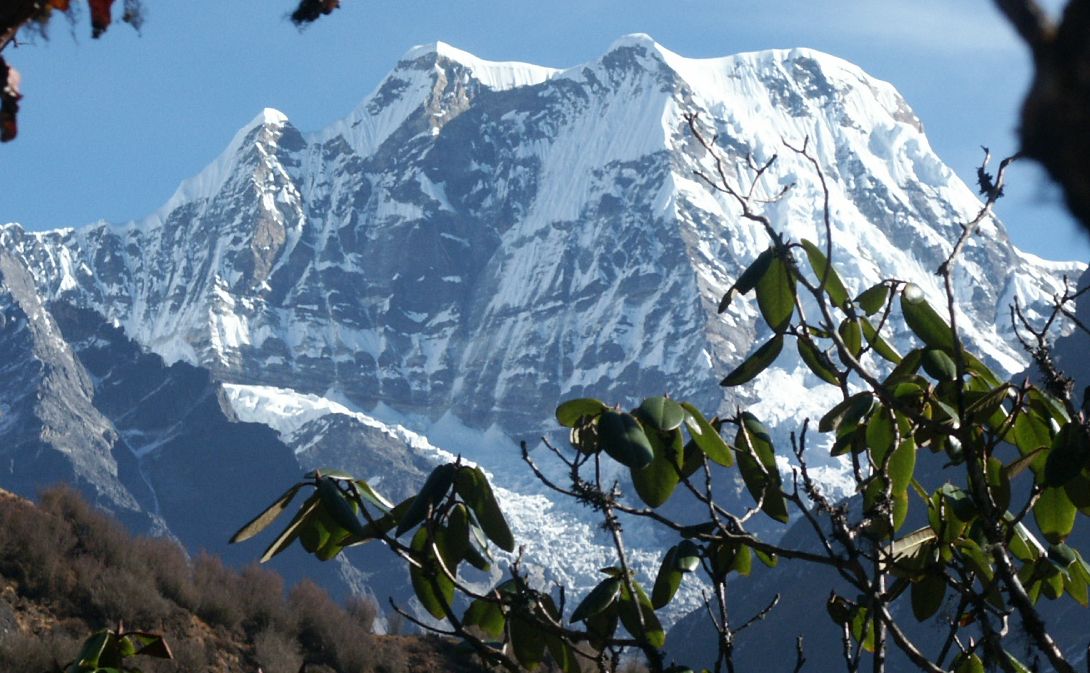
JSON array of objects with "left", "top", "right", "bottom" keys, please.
[
  {"left": 75, "top": 630, "right": 110, "bottom": 668},
  {"left": 126, "top": 632, "right": 172, "bottom": 659},
  {"left": 652, "top": 547, "right": 683, "bottom": 609},
  {"left": 736, "top": 413, "right": 788, "bottom": 523},
  {"left": 901, "top": 284, "right": 955, "bottom": 352},
  {"left": 1046, "top": 422, "right": 1090, "bottom": 487},
  {"left": 885, "top": 348, "right": 924, "bottom": 385},
  {"left": 317, "top": 477, "right": 367, "bottom": 537},
  {"left": 1008, "top": 411, "right": 1052, "bottom": 471},
  {"left": 678, "top": 521, "right": 716, "bottom": 539},
  {"left": 630, "top": 427, "right": 683, "bottom": 507},
  {"left": 618, "top": 581, "right": 665, "bottom": 648},
  {"left": 1036, "top": 486, "right": 1077, "bottom": 544},
  {"left": 343, "top": 497, "right": 414, "bottom": 547},
  {"left": 721, "top": 335, "right": 784, "bottom": 387},
  {"left": 826, "top": 594, "right": 852, "bottom": 624},
  {"left": 556, "top": 398, "right": 608, "bottom": 428},
  {"left": 856, "top": 282, "right": 890, "bottom": 316},
  {"left": 445, "top": 503, "right": 471, "bottom": 566},
  {"left": 849, "top": 605, "right": 876, "bottom": 652},
  {"left": 676, "top": 540, "right": 702, "bottom": 571},
  {"left": 597, "top": 410, "right": 655, "bottom": 469},
  {"left": 865, "top": 407, "right": 895, "bottom": 459},
  {"left": 838, "top": 317, "right": 863, "bottom": 359},
  {"left": 954, "top": 654, "right": 985, "bottom": 673},
  {"left": 755, "top": 548, "right": 779, "bottom": 568},
  {"left": 1065, "top": 471, "right": 1090, "bottom": 511},
  {"left": 860, "top": 317, "right": 902, "bottom": 363},
  {"left": 638, "top": 396, "right": 686, "bottom": 432},
  {"left": 819, "top": 392, "right": 874, "bottom": 433},
  {"left": 755, "top": 256, "right": 796, "bottom": 332},
  {"left": 797, "top": 337, "right": 839, "bottom": 385},
  {"left": 680, "top": 403, "right": 733, "bottom": 467},
  {"left": 720, "top": 248, "right": 774, "bottom": 313},
  {"left": 397, "top": 463, "right": 455, "bottom": 537},
  {"left": 230, "top": 483, "right": 304, "bottom": 543},
  {"left": 571, "top": 576, "right": 622, "bottom": 623},
  {"left": 409, "top": 528, "right": 455, "bottom": 619},
  {"left": 300, "top": 500, "right": 338, "bottom": 555},
  {"left": 509, "top": 611, "right": 547, "bottom": 670},
  {"left": 911, "top": 573, "right": 946, "bottom": 621},
  {"left": 260, "top": 494, "right": 320, "bottom": 563},
  {"left": 801, "top": 239, "right": 849, "bottom": 308},
  {"left": 921, "top": 348, "right": 957, "bottom": 382},
  {"left": 454, "top": 466, "right": 516, "bottom": 552},
  {"left": 585, "top": 605, "right": 619, "bottom": 651},
  {"left": 985, "top": 456, "right": 1012, "bottom": 513},
  {"left": 679, "top": 440, "right": 704, "bottom": 478},
  {"left": 964, "top": 385, "right": 1011, "bottom": 426},
  {"left": 569, "top": 415, "right": 601, "bottom": 455},
  {"left": 545, "top": 631, "right": 578, "bottom": 673},
  {"left": 464, "top": 599, "right": 505, "bottom": 639}
]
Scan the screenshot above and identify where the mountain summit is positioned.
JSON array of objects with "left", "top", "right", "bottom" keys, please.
[{"left": 0, "top": 37, "right": 1082, "bottom": 614}]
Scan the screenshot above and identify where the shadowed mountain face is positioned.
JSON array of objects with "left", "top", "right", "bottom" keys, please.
[
  {"left": 0, "top": 252, "right": 350, "bottom": 593},
  {"left": 0, "top": 36, "right": 1085, "bottom": 623}
]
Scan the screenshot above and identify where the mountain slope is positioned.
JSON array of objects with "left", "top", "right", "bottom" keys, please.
[
  {"left": 0, "top": 35, "right": 1084, "bottom": 623},
  {"left": 2, "top": 36, "right": 1078, "bottom": 447}
]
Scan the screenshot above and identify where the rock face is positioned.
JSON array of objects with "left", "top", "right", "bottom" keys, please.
[
  {"left": 1, "top": 37, "right": 1078, "bottom": 446},
  {"left": 0, "top": 253, "right": 349, "bottom": 592},
  {"left": 0, "top": 36, "right": 1085, "bottom": 621}
]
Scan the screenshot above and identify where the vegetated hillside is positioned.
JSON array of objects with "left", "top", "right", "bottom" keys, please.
[{"left": 0, "top": 486, "right": 483, "bottom": 673}]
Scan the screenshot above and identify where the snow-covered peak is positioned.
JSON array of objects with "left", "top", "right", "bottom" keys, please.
[
  {"left": 399, "top": 40, "right": 559, "bottom": 91},
  {"left": 607, "top": 32, "right": 664, "bottom": 53},
  {"left": 121, "top": 107, "right": 296, "bottom": 234},
  {"left": 250, "top": 107, "right": 290, "bottom": 128}
]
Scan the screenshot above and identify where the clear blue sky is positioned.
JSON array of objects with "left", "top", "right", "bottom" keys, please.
[{"left": 2, "top": 0, "right": 1087, "bottom": 263}]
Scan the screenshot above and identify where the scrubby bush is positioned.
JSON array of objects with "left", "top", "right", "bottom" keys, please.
[{"left": 0, "top": 486, "right": 441, "bottom": 672}]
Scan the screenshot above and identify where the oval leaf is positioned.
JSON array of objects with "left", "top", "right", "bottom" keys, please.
[
  {"left": 1036, "top": 485, "right": 1077, "bottom": 544},
  {"left": 680, "top": 402, "right": 733, "bottom": 467},
  {"left": 397, "top": 463, "right": 456, "bottom": 537},
  {"left": 556, "top": 398, "right": 608, "bottom": 428},
  {"left": 652, "top": 547, "right": 683, "bottom": 609},
  {"left": 720, "top": 248, "right": 774, "bottom": 313},
  {"left": 756, "top": 255, "right": 796, "bottom": 332},
  {"left": 801, "top": 238, "right": 849, "bottom": 308},
  {"left": 721, "top": 334, "right": 784, "bottom": 387},
  {"left": 1045, "top": 422, "right": 1090, "bottom": 488},
  {"left": 618, "top": 581, "right": 665, "bottom": 648},
  {"left": 571, "top": 576, "right": 622, "bottom": 623},
  {"left": 630, "top": 427, "right": 683, "bottom": 507},
  {"left": 901, "top": 284, "right": 955, "bottom": 352},
  {"left": 856, "top": 282, "right": 891, "bottom": 316},
  {"left": 453, "top": 466, "right": 516, "bottom": 552},
  {"left": 798, "top": 337, "right": 839, "bottom": 385},
  {"left": 736, "top": 413, "right": 788, "bottom": 523},
  {"left": 638, "top": 396, "right": 686, "bottom": 432},
  {"left": 598, "top": 410, "right": 655, "bottom": 469},
  {"left": 409, "top": 527, "right": 455, "bottom": 619},
  {"left": 911, "top": 573, "right": 946, "bottom": 621},
  {"left": 230, "top": 483, "right": 304, "bottom": 544}
]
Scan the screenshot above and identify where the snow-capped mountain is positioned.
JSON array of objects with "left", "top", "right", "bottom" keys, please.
[{"left": 0, "top": 35, "right": 1083, "bottom": 618}]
